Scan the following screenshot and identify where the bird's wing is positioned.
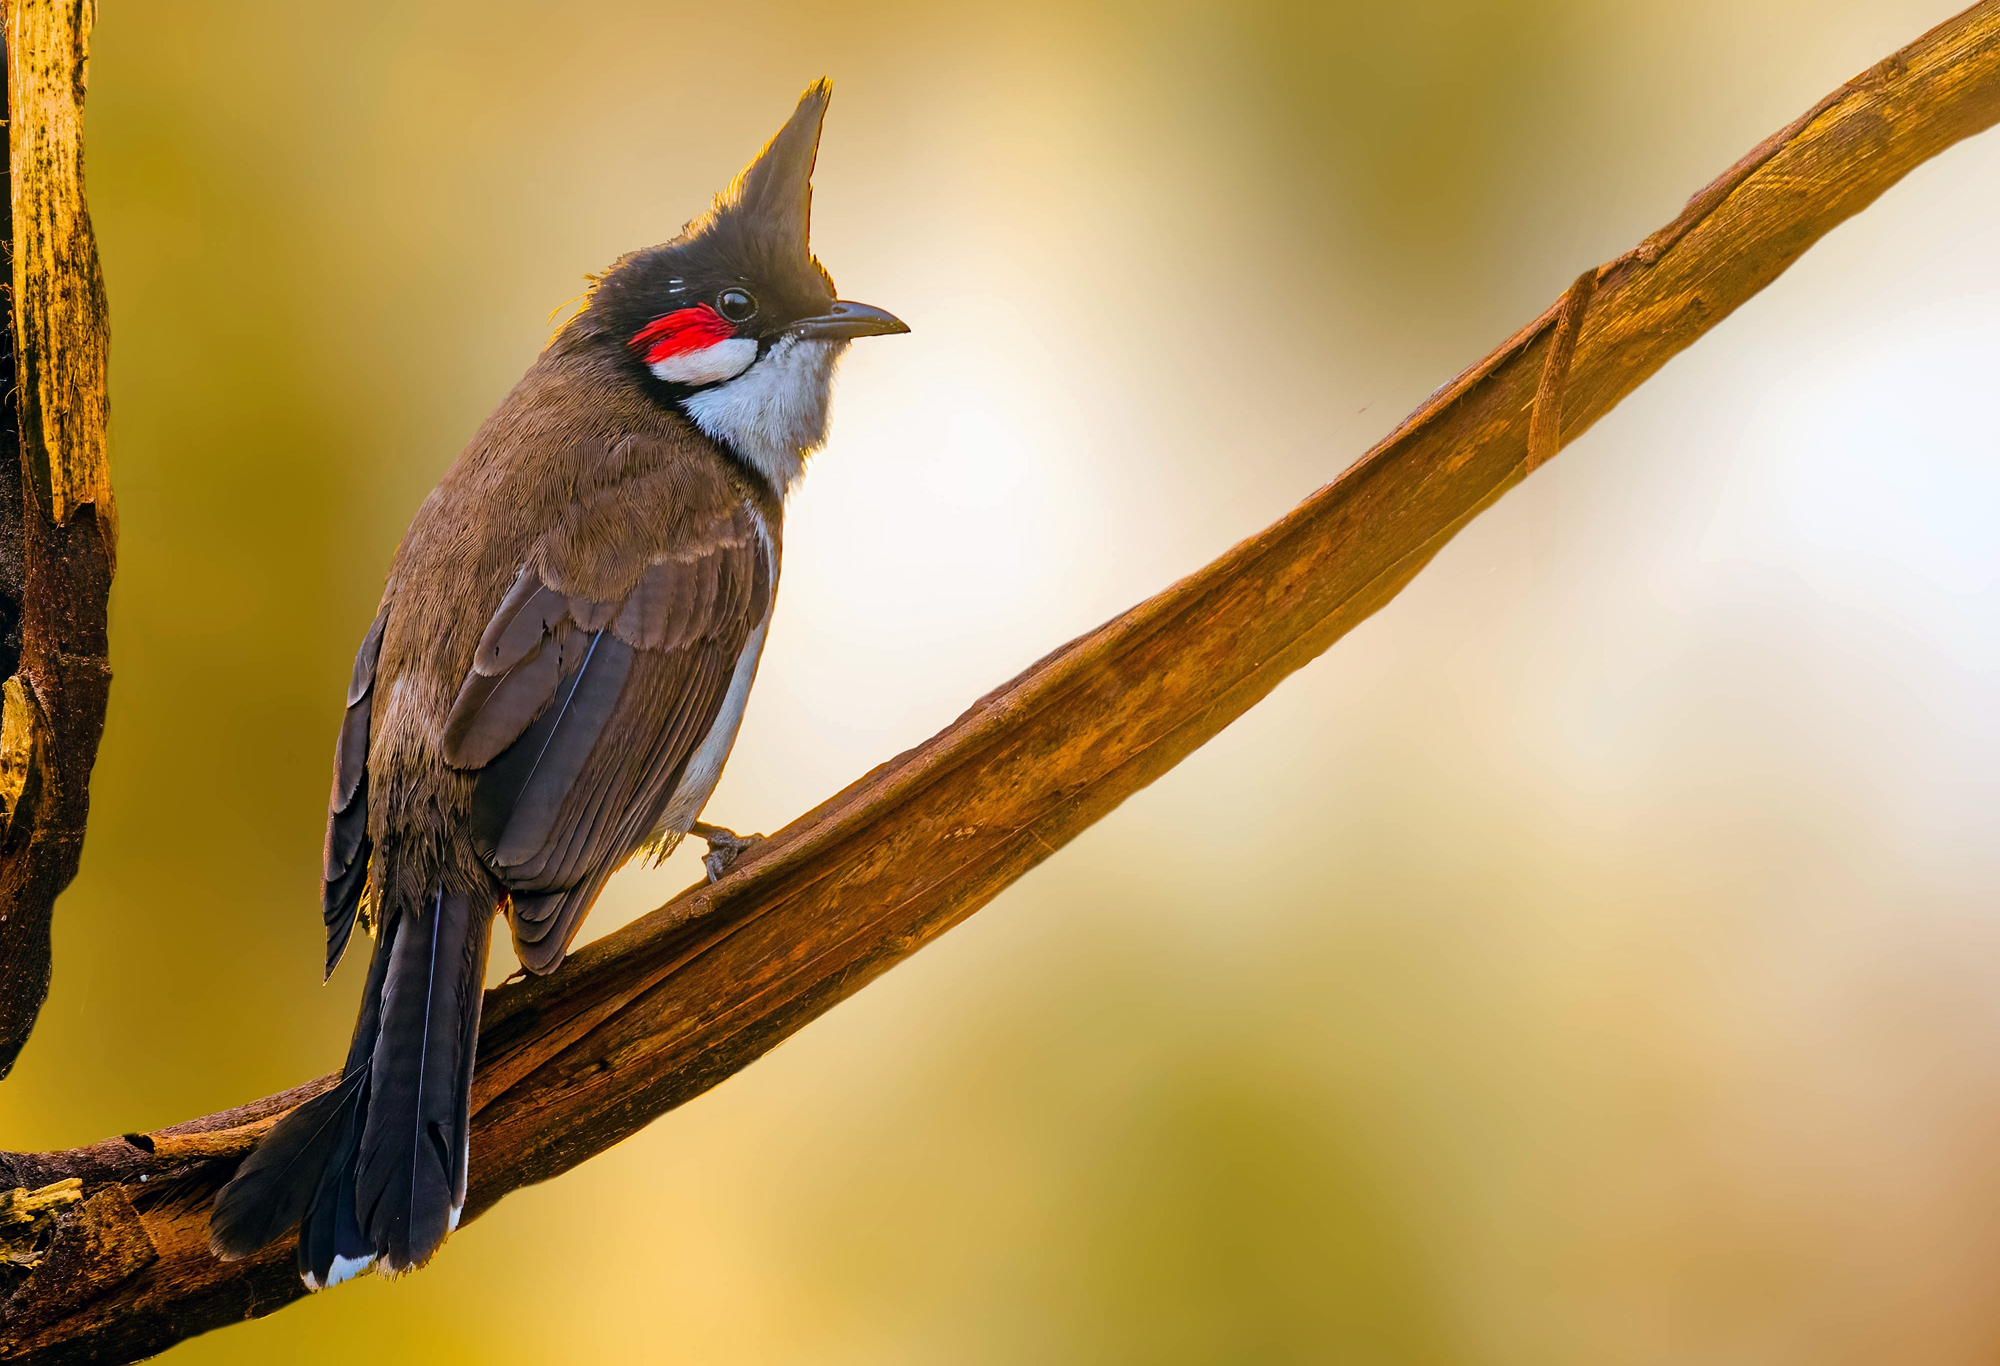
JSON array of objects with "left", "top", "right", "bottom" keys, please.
[
  {"left": 441, "top": 437, "right": 773, "bottom": 972},
  {"left": 323, "top": 605, "right": 390, "bottom": 978}
]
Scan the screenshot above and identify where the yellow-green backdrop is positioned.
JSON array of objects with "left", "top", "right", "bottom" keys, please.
[{"left": 9, "top": 0, "right": 2000, "bottom": 1360}]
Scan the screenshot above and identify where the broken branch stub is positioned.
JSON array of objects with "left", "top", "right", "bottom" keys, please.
[{"left": 0, "top": 0, "right": 115, "bottom": 1079}]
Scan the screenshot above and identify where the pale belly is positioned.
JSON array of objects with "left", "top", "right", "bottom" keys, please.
[{"left": 650, "top": 612, "right": 771, "bottom": 841}]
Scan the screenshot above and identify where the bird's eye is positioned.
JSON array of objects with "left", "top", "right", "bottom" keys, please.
[{"left": 716, "top": 288, "right": 757, "bottom": 323}]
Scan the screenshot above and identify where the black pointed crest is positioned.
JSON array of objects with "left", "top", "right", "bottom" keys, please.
[
  {"left": 578, "top": 80, "right": 840, "bottom": 345},
  {"left": 715, "top": 79, "right": 830, "bottom": 264}
]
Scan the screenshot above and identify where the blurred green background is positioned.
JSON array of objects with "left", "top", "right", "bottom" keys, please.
[{"left": 6, "top": 0, "right": 2000, "bottom": 1360}]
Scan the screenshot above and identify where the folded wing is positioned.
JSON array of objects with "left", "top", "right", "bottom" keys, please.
[
  {"left": 441, "top": 445, "right": 773, "bottom": 971},
  {"left": 323, "top": 606, "right": 389, "bottom": 978}
]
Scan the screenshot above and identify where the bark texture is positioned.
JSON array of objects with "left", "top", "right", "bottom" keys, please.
[
  {"left": 0, "top": 0, "right": 112, "bottom": 1079},
  {"left": 5, "top": 1, "right": 2000, "bottom": 1360}
]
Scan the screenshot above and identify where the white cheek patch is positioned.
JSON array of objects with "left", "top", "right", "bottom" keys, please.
[
  {"left": 682, "top": 336, "right": 845, "bottom": 495},
  {"left": 649, "top": 337, "right": 757, "bottom": 386}
]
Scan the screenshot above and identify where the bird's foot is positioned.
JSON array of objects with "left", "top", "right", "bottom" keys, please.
[{"left": 691, "top": 821, "right": 765, "bottom": 882}]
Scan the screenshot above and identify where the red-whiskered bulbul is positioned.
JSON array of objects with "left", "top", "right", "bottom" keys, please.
[{"left": 208, "top": 80, "right": 906, "bottom": 1287}]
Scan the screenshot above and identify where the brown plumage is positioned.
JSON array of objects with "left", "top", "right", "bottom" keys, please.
[
  {"left": 367, "top": 367, "right": 781, "bottom": 968},
  {"left": 211, "top": 79, "right": 907, "bottom": 1288}
]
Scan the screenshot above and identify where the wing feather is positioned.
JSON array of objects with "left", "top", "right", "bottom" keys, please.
[
  {"left": 323, "top": 605, "right": 390, "bottom": 978},
  {"left": 481, "top": 629, "right": 636, "bottom": 870},
  {"left": 443, "top": 632, "right": 564, "bottom": 770},
  {"left": 439, "top": 446, "right": 774, "bottom": 972},
  {"left": 473, "top": 571, "right": 564, "bottom": 676}
]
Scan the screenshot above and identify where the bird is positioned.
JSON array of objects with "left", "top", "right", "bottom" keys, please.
[{"left": 208, "top": 79, "right": 906, "bottom": 1289}]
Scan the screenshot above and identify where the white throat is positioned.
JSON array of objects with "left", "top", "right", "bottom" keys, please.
[{"left": 681, "top": 335, "right": 846, "bottom": 495}]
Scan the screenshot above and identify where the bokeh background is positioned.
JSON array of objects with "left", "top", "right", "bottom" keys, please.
[{"left": 5, "top": 0, "right": 1999, "bottom": 1360}]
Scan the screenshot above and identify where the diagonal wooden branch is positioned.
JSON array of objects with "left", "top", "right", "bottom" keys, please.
[{"left": 6, "top": 1, "right": 2000, "bottom": 1359}]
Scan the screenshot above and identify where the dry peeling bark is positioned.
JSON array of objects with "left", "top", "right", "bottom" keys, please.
[
  {"left": 0, "top": 0, "right": 113, "bottom": 1080},
  {"left": 5, "top": 0, "right": 2000, "bottom": 1360}
]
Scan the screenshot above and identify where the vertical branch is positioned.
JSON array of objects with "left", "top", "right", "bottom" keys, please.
[{"left": 0, "top": 0, "right": 112, "bottom": 1077}]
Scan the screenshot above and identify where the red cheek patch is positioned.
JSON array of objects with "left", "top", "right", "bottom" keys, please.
[{"left": 630, "top": 305, "right": 737, "bottom": 363}]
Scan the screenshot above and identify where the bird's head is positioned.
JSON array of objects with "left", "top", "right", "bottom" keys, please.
[{"left": 585, "top": 79, "right": 907, "bottom": 493}]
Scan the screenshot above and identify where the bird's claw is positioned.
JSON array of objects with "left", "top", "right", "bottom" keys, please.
[{"left": 691, "top": 821, "right": 764, "bottom": 882}]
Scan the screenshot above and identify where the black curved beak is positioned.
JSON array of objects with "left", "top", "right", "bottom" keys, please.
[{"left": 790, "top": 300, "right": 909, "bottom": 340}]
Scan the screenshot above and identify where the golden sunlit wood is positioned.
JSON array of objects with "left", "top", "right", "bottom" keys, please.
[{"left": 0, "top": 0, "right": 113, "bottom": 1082}]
